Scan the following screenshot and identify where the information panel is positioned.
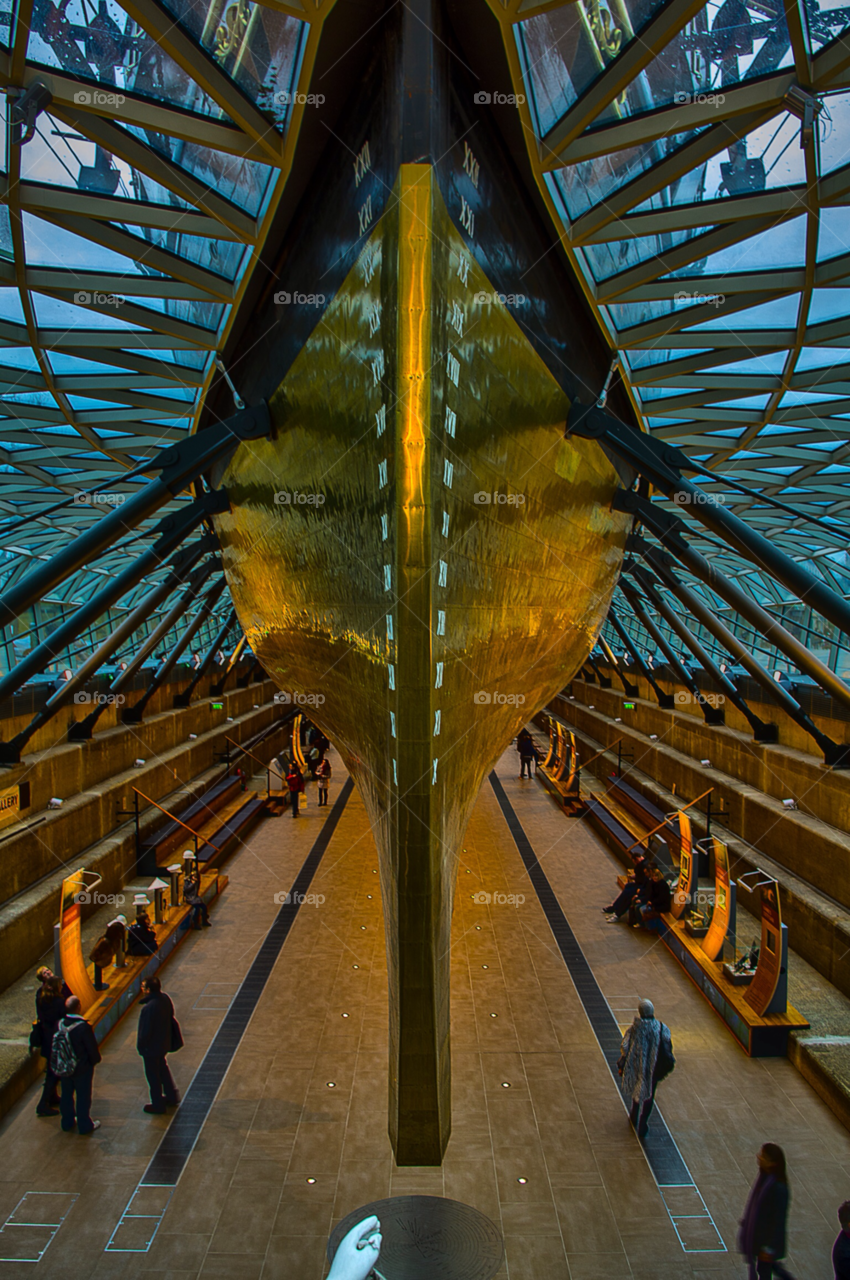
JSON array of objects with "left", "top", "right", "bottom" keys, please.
[
  {"left": 745, "top": 879, "right": 784, "bottom": 1016},
  {"left": 671, "top": 811, "right": 693, "bottom": 919},
  {"left": 58, "top": 870, "right": 100, "bottom": 1013},
  {"left": 702, "top": 837, "right": 734, "bottom": 961}
]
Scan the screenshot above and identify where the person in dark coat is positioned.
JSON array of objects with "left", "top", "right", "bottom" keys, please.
[
  {"left": 517, "top": 731, "right": 535, "bottom": 779},
  {"left": 834, "top": 1201, "right": 850, "bottom": 1280},
  {"left": 286, "top": 764, "right": 305, "bottom": 817},
  {"left": 604, "top": 858, "right": 649, "bottom": 922},
  {"left": 738, "top": 1143, "right": 796, "bottom": 1280},
  {"left": 184, "top": 874, "right": 210, "bottom": 928},
  {"left": 136, "top": 976, "right": 180, "bottom": 1114},
  {"left": 629, "top": 867, "right": 672, "bottom": 928},
  {"left": 56, "top": 996, "right": 102, "bottom": 1134},
  {"left": 34, "top": 974, "right": 68, "bottom": 1116},
  {"left": 127, "top": 913, "right": 158, "bottom": 956}
]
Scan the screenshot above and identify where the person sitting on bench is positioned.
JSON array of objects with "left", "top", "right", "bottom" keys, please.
[
  {"left": 629, "top": 866, "right": 672, "bottom": 929},
  {"left": 604, "top": 857, "right": 649, "bottom": 923},
  {"left": 127, "top": 912, "right": 159, "bottom": 956}
]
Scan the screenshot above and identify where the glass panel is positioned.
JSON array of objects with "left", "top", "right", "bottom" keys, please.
[
  {"left": 708, "top": 394, "right": 770, "bottom": 408},
  {"left": 627, "top": 346, "right": 710, "bottom": 369},
  {"left": 687, "top": 293, "right": 800, "bottom": 329},
  {"left": 31, "top": 293, "right": 143, "bottom": 328},
  {"left": 803, "top": 0, "right": 850, "bottom": 52},
  {"left": 795, "top": 346, "right": 850, "bottom": 369},
  {"left": 549, "top": 129, "right": 706, "bottom": 221},
  {"left": 47, "top": 351, "right": 141, "bottom": 375},
  {"left": 779, "top": 388, "right": 843, "bottom": 404},
  {"left": 0, "top": 347, "right": 42, "bottom": 370},
  {"left": 158, "top": 0, "right": 305, "bottom": 128},
  {"left": 0, "top": 291, "right": 27, "bottom": 323},
  {"left": 666, "top": 215, "right": 807, "bottom": 275},
  {"left": 817, "top": 207, "right": 850, "bottom": 263},
  {"left": 120, "top": 224, "right": 246, "bottom": 284},
  {"left": 520, "top": 0, "right": 794, "bottom": 140},
  {"left": 818, "top": 93, "right": 850, "bottom": 178},
  {"left": 124, "top": 126, "right": 273, "bottom": 219},
  {"left": 27, "top": 0, "right": 224, "bottom": 117},
  {"left": 711, "top": 353, "right": 788, "bottom": 373},
  {"left": 579, "top": 224, "right": 709, "bottom": 284},
  {"left": 807, "top": 289, "right": 850, "bottom": 323},
  {"left": 22, "top": 213, "right": 154, "bottom": 272}
]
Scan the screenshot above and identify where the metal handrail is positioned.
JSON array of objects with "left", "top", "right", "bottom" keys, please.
[{"left": 132, "top": 786, "right": 199, "bottom": 856}]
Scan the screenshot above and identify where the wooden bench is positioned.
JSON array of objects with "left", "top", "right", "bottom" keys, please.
[
  {"left": 139, "top": 776, "right": 244, "bottom": 872},
  {"left": 607, "top": 774, "right": 682, "bottom": 859},
  {"left": 655, "top": 913, "right": 809, "bottom": 1056},
  {"left": 197, "top": 795, "right": 266, "bottom": 866}
]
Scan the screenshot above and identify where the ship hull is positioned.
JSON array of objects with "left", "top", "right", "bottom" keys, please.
[{"left": 214, "top": 162, "right": 629, "bottom": 1162}]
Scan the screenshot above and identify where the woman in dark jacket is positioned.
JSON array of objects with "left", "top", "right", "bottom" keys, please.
[
  {"left": 34, "top": 974, "right": 69, "bottom": 1116},
  {"left": 738, "top": 1143, "right": 796, "bottom": 1279}
]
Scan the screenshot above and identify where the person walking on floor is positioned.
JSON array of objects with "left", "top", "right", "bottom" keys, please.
[
  {"left": 52, "top": 996, "right": 102, "bottom": 1134},
  {"left": 617, "top": 998, "right": 675, "bottom": 1139},
  {"left": 286, "top": 762, "right": 305, "bottom": 817},
  {"left": 833, "top": 1201, "right": 850, "bottom": 1279},
  {"left": 316, "top": 756, "right": 332, "bottom": 806},
  {"left": 137, "top": 976, "right": 181, "bottom": 1115},
  {"left": 738, "top": 1143, "right": 796, "bottom": 1279},
  {"left": 517, "top": 731, "right": 535, "bottom": 779},
  {"left": 32, "top": 974, "right": 69, "bottom": 1116}
]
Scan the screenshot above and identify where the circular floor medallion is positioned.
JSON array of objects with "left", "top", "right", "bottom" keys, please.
[{"left": 327, "top": 1195, "right": 504, "bottom": 1280}]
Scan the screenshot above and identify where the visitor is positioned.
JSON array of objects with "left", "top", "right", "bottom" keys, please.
[
  {"left": 629, "top": 866, "right": 672, "bottom": 929},
  {"left": 316, "top": 756, "right": 332, "bottom": 806},
  {"left": 517, "top": 731, "right": 535, "bottom": 779},
  {"left": 833, "top": 1201, "right": 850, "bottom": 1279},
  {"left": 88, "top": 932, "right": 114, "bottom": 991},
  {"left": 32, "top": 974, "right": 67, "bottom": 1116},
  {"left": 738, "top": 1144, "right": 796, "bottom": 1279},
  {"left": 183, "top": 873, "right": 211, "bottom": 928},
  {"left": 617, "top": 998, "right": 675, "bottom": 1139},
  {"left": 53, "top": 996, "right": 102, "bottom": 1134},
  {"left": 105, "top": 914, "right": 127, "bottom": 968},
  {"left": 137, "top": 976, "right": 181, "bottom": 1115},
  {"left": 604, "top": 857, "right": 649, "bottom": 922},
  {"left": 286, "top": 763, "right": 305, "bottom": 817},
  {"left": 127, "top": 912, "right": 158, "bottom": 956}
]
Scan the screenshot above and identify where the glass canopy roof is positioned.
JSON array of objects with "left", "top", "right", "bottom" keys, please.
[
  {"left": 488, "top": 0, "right": 850, "bottom": 677},
  {"left": 0, "top": 0, "right": 333, "bottom": 666}
]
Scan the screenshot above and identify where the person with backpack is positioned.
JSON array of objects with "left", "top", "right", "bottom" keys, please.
[
  {"left": 617, "top": 998, "right": 675, "bottom": 1139},
  {"left": 137, "top": 976, "right": 181, "bottom": 1115},
  {"left": 316, "top": 756, "right": 332, "bottom": 806},
  {"left": 52, "top": 996, "right": 102, "bottom": 1134}
]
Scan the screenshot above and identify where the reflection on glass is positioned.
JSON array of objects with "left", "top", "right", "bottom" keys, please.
[
  {"left": 517, "top": 0, "right": 793, "bottom": 140},
  {"left": 803, "top": 0, "right": 850, "bottom": 52},
  {"left": 818, "top": 93, "right": 850, "bottom": 177}
]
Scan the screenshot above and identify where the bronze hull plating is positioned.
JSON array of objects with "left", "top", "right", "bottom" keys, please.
[{"left": 214, "top": 166, "right": 629, "bottom": 1163}]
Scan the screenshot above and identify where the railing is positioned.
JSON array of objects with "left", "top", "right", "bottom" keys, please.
[
  {"left": 225, "top": 736, "right": 276, "bottom": 799},
  {"left": 133, "top": 786, "right": 199, "bottom": 858}
]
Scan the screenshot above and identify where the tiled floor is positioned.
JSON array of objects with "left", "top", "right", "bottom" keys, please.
[{"left": 0, "top": 745, "right": 847, "bottom": 1278}]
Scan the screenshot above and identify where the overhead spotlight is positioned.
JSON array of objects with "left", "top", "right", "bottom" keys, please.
[
  {"left": 700, "top": 758, "right": 711, "bottom": 767},
  {"left": 782, "top": 798, "right": 798, "bottom": 810},
  {"left": 8, "top": 81, "right": 52, "bottom": 146}
]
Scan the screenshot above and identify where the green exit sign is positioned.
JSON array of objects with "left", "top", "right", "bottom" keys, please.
[
  {"left": 623, "top": 702, "right": 635, "bottom": 709},
  {"left": 212, "top": 702, "right": 224, "bottom": 710}
]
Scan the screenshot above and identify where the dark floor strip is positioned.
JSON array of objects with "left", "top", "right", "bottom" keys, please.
[
  {"left": 489, "top": 771, "right": 692, "bottom": 1188},
  {"left": 141, "top": 778, "right": 355, "bottom": 1187}
]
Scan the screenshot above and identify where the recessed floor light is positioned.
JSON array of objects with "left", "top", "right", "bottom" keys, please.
[
  {"left": 353, "top": 964, "right": 360, "bottom": 970},
  {"left": 482, "top": 964, "right": 489, "bottom": 970},
  {"left": 501, "top": 1082, "right": 511, "bottom": 1088},
  {"left": 360, "top": 925, "right": 367, "bottom": 931},
  {"left": 327, "top": 1082, "right": 336, "bottom": 1088},
  {"left": 490, "top": 1013, "right": 498, "bottom": 1018},
  {"left": 475, "top": 926, "right": 481, "bottom": 931},
  {"left": 342, "top": 1013, "right": 349, "bottom": 1018},
  {"left": 367, "top": 894, "right": 372, "bottom": 899},
  {"left": 517, "top": 1177, "right": 527, "bottom": 1185},
  {"left": 306, "top": 1177, "right": 317, "bottom": 1184}
]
